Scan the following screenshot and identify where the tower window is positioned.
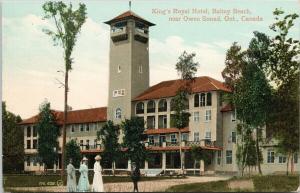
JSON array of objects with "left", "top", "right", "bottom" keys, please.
[
  {"left": 139, "top": 65, "right": 143, "bottom": 73},
  {"left": 118, "top": 65, "right": 121, "bottom": 73},
  {"left": 115, "top": 108, "right": 122, "bottom": 119}
]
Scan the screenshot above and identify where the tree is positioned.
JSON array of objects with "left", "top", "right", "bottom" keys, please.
[
  {"left": 122, "top": 117, "right": 147, "bottom": 169},
  {"left": 65, "top": 139, "right": 81, "bottom": 168},
  {"left": 36, "top": 101, "right": 60, "bottom": 171},
  {"left": 97, "top": 120, "right": 121, "bottom": 176},
  {"left": 42, "top": 1, "right": 87, "bottom": 178},
  {"left": 2, "top": 102, "right": 23, "bottom": 173},
  {"left": 174, "top": 51, "right": 199, "bottom": 171},
  {"left": 264, "top": 9, "right": 300, "bottom": 175},
  {"left": 190, "top": 146, "right": 212, "bottom": 175}
]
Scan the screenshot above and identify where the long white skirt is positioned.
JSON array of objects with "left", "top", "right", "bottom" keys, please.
[{"left": 92, "top": 171, "right": 104, "bottom": 192}]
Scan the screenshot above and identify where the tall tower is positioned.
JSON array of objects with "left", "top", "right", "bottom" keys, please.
[{"left": 105, "top": 11, "right": 155, "bottom": 123}]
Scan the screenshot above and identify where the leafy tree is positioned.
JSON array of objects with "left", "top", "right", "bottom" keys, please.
[
  {"left": 36, "top": 101, "right": 60, "bottom": 171},
  {"left": 65, "top": 139, "right": 81, "bottom": 168},
  {"left": 2, "top": 102, "right": 23, "bottom": 173},
  {"left": 42, "top": 1, "right": 87, "bottom": 177},
  {"left": 97, "top": 120, "right": 121, "bottom": 176},
  {"left": 122, "top": 117, "right": 147, "bottom": 169},
  {"left": 190, "top": 146, "right": 212, "bottom": 175},
  {"left": 174, "top": 51, "right": 199, "bottom": 170}
]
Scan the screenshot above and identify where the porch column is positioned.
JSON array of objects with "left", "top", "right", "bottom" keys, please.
[
  {"left": 54, "top": 163, "right": 57, "bottom": 173},
  {"left": 127, "top": 160, "right": 131, "bottom": 171},
  {"left": 162, "top": 152, "right": 166, "bottom": 170},
  {"left": 181, "top": 151, "right": 185, "bottom": 169},
  {"left": 200, "top": 159, "right": 205, "bottom": 175},
  {"left": 144, "top": 160, "right": 148, "bottom": 169}
]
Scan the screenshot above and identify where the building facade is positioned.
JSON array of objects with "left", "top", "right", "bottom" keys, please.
[{"left": 20, "top": 10, "right": 299, "bottom": 174}]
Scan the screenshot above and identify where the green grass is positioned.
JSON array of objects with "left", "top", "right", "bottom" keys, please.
[
  {"left": 166, "top": 175, "right": 299, "bottom": 192},
  {"left": 3, "top": 174, "right": 185, "bottom": 187}
]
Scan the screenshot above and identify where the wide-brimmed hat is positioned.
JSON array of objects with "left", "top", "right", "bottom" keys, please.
[
  {"left": 95, "top": 155, "right": 101, "bottom": 160},
  {"left": 82, "top": 157, "right": 88, "bottom": 161}
]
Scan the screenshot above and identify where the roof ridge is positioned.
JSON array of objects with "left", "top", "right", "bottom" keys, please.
[{"left": 206, "top": 76, "right": 220, "bottom": 90}]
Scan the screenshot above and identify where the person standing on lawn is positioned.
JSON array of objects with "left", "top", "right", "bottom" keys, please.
[
  {"left": 67, "top": 158, "right": 77, "bottom": 192},
  {"left": 77, "top": 157, "right": 90, "bottom": 192},
  {"left": 131, "top": 162, "right": 140, "bottom": 192},
  {"left": 92, "top": 155, "right": 104, "bottom": 192}
]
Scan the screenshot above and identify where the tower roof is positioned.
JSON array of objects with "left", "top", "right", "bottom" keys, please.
[{"left": 104, "top": 10, "right": 155, "bottom": 26}]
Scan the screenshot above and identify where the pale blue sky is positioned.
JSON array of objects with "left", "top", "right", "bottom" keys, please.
[{"left": 3, "top": 0, "right": 300, "bottom": 118}]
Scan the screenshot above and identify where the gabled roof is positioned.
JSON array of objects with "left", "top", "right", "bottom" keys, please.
[
  {"left": 133, "top": 76, "right": 231, "bottom": 101},
  {"left": 20, "top": 107, "right": 107, "bottom": 125},
  {"left": 104, "top": 10, "right": 155, "bottom": 26}
]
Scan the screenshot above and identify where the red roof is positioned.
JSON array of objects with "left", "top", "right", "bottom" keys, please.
[
  {"left": 134, "top": 76, "right": 231, "bottom": 101},
  {"left": 145, "top": 128, "right": 189, "bottom": 135},
  {"left": 104, "top": 10, "right": 155, "bottom": 26},
  {"left": 220, "top": 104, "right": 233, "bottom": 112},
  {"left": 20, "top": 107, "right": 107, "bottom": 125}
]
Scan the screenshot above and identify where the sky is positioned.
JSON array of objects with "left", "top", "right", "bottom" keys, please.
[{"left": 2, "top": 0, "right": 300, "bottom": 119}]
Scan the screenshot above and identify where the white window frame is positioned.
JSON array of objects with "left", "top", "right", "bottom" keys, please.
[
  {"left": 205, "top": 130, "right": 211, "bottom": 139},
  {"left": 193, "top": 112, "right": 200, "bottom": 122},
  {"left": 205, "top": 110, "right": 212, "bottom": 122},
  {"left": 194, "top": 132, "right": 199, "bottom": 142},
  {"left": 231, "top": 131, "right": 236, "bottom": 143},
  {"left": 267, "top": 150, "right": 275, "bottom": 163},
  {"left": 115, "top": 108, "right": 122, "bottom": 119},
  {"left": 226, "top": 150, "right": 232, "bottom": 164},
  {"left": 278, "top": 155, "right": 286, "bottom": 164},
  {"left": 171, "top": 134, "right": 177, "bottom": 143}
]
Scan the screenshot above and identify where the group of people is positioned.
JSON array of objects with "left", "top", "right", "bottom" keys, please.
[{"left": 67, "top": 155, "right": 104, "bottom": 192}]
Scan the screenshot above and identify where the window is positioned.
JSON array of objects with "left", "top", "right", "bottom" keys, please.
[
  {"left": 27, "top": 126, "right": 31, "bottom": 137},
  {"left": 231, "top": 131, "right": 236, "bottom": 143},
  {"left": 146, "top": 116, "right": 155, "bottom": 129},
  {"left": 115, "top": 108, "right": 122, "bottom": 119},
  {"left": 113, "top": 89, "right": 125, "bottom": 97},
  {"left": 71, "top": 125, "right": 75, "bottom": 133},
  {"left": 194, "top": 112, "right": 200, "bottom": 122},
  {"left": 171, "top": 134, "right": 177, "bottom": 144},
  {"left": 86, "top": 140, "right": 90, "bottom": 150},
  {"left": 181, "top": 133, "right": 188, "bottom": 141},
  {"left": 231, "top": 110, "right": 236, "bottom": 122},
  {"left": 147, "top": 100, "right": 155, "bottom": 113},
  {"left": 267, "top": 150, "right": 275, "bottom": 163},
  {"left": 217, "top": 151, "right": 222, "bottom": 165},
  {"left": 33, "top": 126, "right": 37, "bottom": 137},
  {"left": 158, "top": 115, "right": 167, "bottom": 128},
  {"left": 206, "top": 93, "right": 212, "bottom": 106},
  {"left": 226, "top": 150, "right": 232, "bottom": 164},
  {"left": 33, "top": 156, "right": 38, "bottom": 166},
  {"left": 194, "top": 132, "right": 199, "bottom": 142},
  {"left": 136, "top": 102, "right": 144, "bottom": 114},
  {"left": 200, "top": 93, "right": 206, "bottom": 107},
  {"left": 27, "top": 140, "right": 31, "bottom": 149},
  {"left": 139, "top": 65, "right": 143, "bottom": 73},
  {"left": 86, "top": 124, "right": 90, "bottom": 132},
  {"left": 158, "top": 99, "right": 167, "bottom": 112},
  {"left": 279, "top": 155, "right": 286, "bottom": 163},
  {"left": 26, "top": 156, "right": 30, "bottom": 166},
  {"left": 205, "top": 110, "right": 212, "bottom": 121},
  {"left": 80, "top": 140, "right": 84, "bottom": 150},
  {"left": 118, "top": 65, "right": 121, "bottom": 73},
  {"left": 294, "top": 153, "right": 298, "bottom": 164},
  {"left": 194, "top": 94, "right": 199, "bottom": 107},
  {"left": 80, "top": 124, "right": 84, "bottom": 132},
  {"left": 32, "top": 139, "right": 37, "bottom": 149},
  {"left": 205, "top": 131, "right": 211, "bottom": 139},
  {"left": 148, "top": 135, "right": 154, "bottom": 145}
]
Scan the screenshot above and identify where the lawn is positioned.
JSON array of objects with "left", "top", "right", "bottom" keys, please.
[
  {"left": 3, "top": 174, "right": 184, "bottom": 188},
  {"left": 166, "top": 175, "right": 299, "bottom": 192}
]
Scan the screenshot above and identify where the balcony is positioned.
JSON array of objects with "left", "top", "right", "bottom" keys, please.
[
  {"left": 134, "top": 27, "right": 148, "bottom": 43},
  {"left": 80, "top": 144, "right": 102, "bottom": 151},
  {"left": 111, "top": 27, "right": 128, "bottom": 42}
]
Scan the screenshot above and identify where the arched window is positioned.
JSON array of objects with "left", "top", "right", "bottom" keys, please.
[
  {"left": 147, "top": 100, "right": 155, "bottom": 113},
  {"left": 170, "top": 98, "right": 176, "bottom": 111},
  {"left": 194, "top": 94, "right": 199, "bottom": 107},
  {"left": 158, "top": 99, "right": 167, "bottom": 112},
  {"left": 115, "top": 108, "right": 122, "bottom": 119},
  {"left": 136, "top": 102, "right": 144, "bottom": 114},
  {"left": 206, "top": 92, "right": 212, "bottom": 106},
  {"left": 200, "top": 93, "right": 206, "bottom": 107}
]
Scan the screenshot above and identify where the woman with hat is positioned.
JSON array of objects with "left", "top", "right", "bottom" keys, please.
[
  {"left": 77, "top": 157, "right": 90, "bottom": 192},
  {"left": 92, "top": 155, "right": 104, "bottom": 192}
]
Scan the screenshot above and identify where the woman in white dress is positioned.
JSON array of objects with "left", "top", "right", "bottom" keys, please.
[{"left": 92, "top": 155, "right": 104, "bottom": 192}]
